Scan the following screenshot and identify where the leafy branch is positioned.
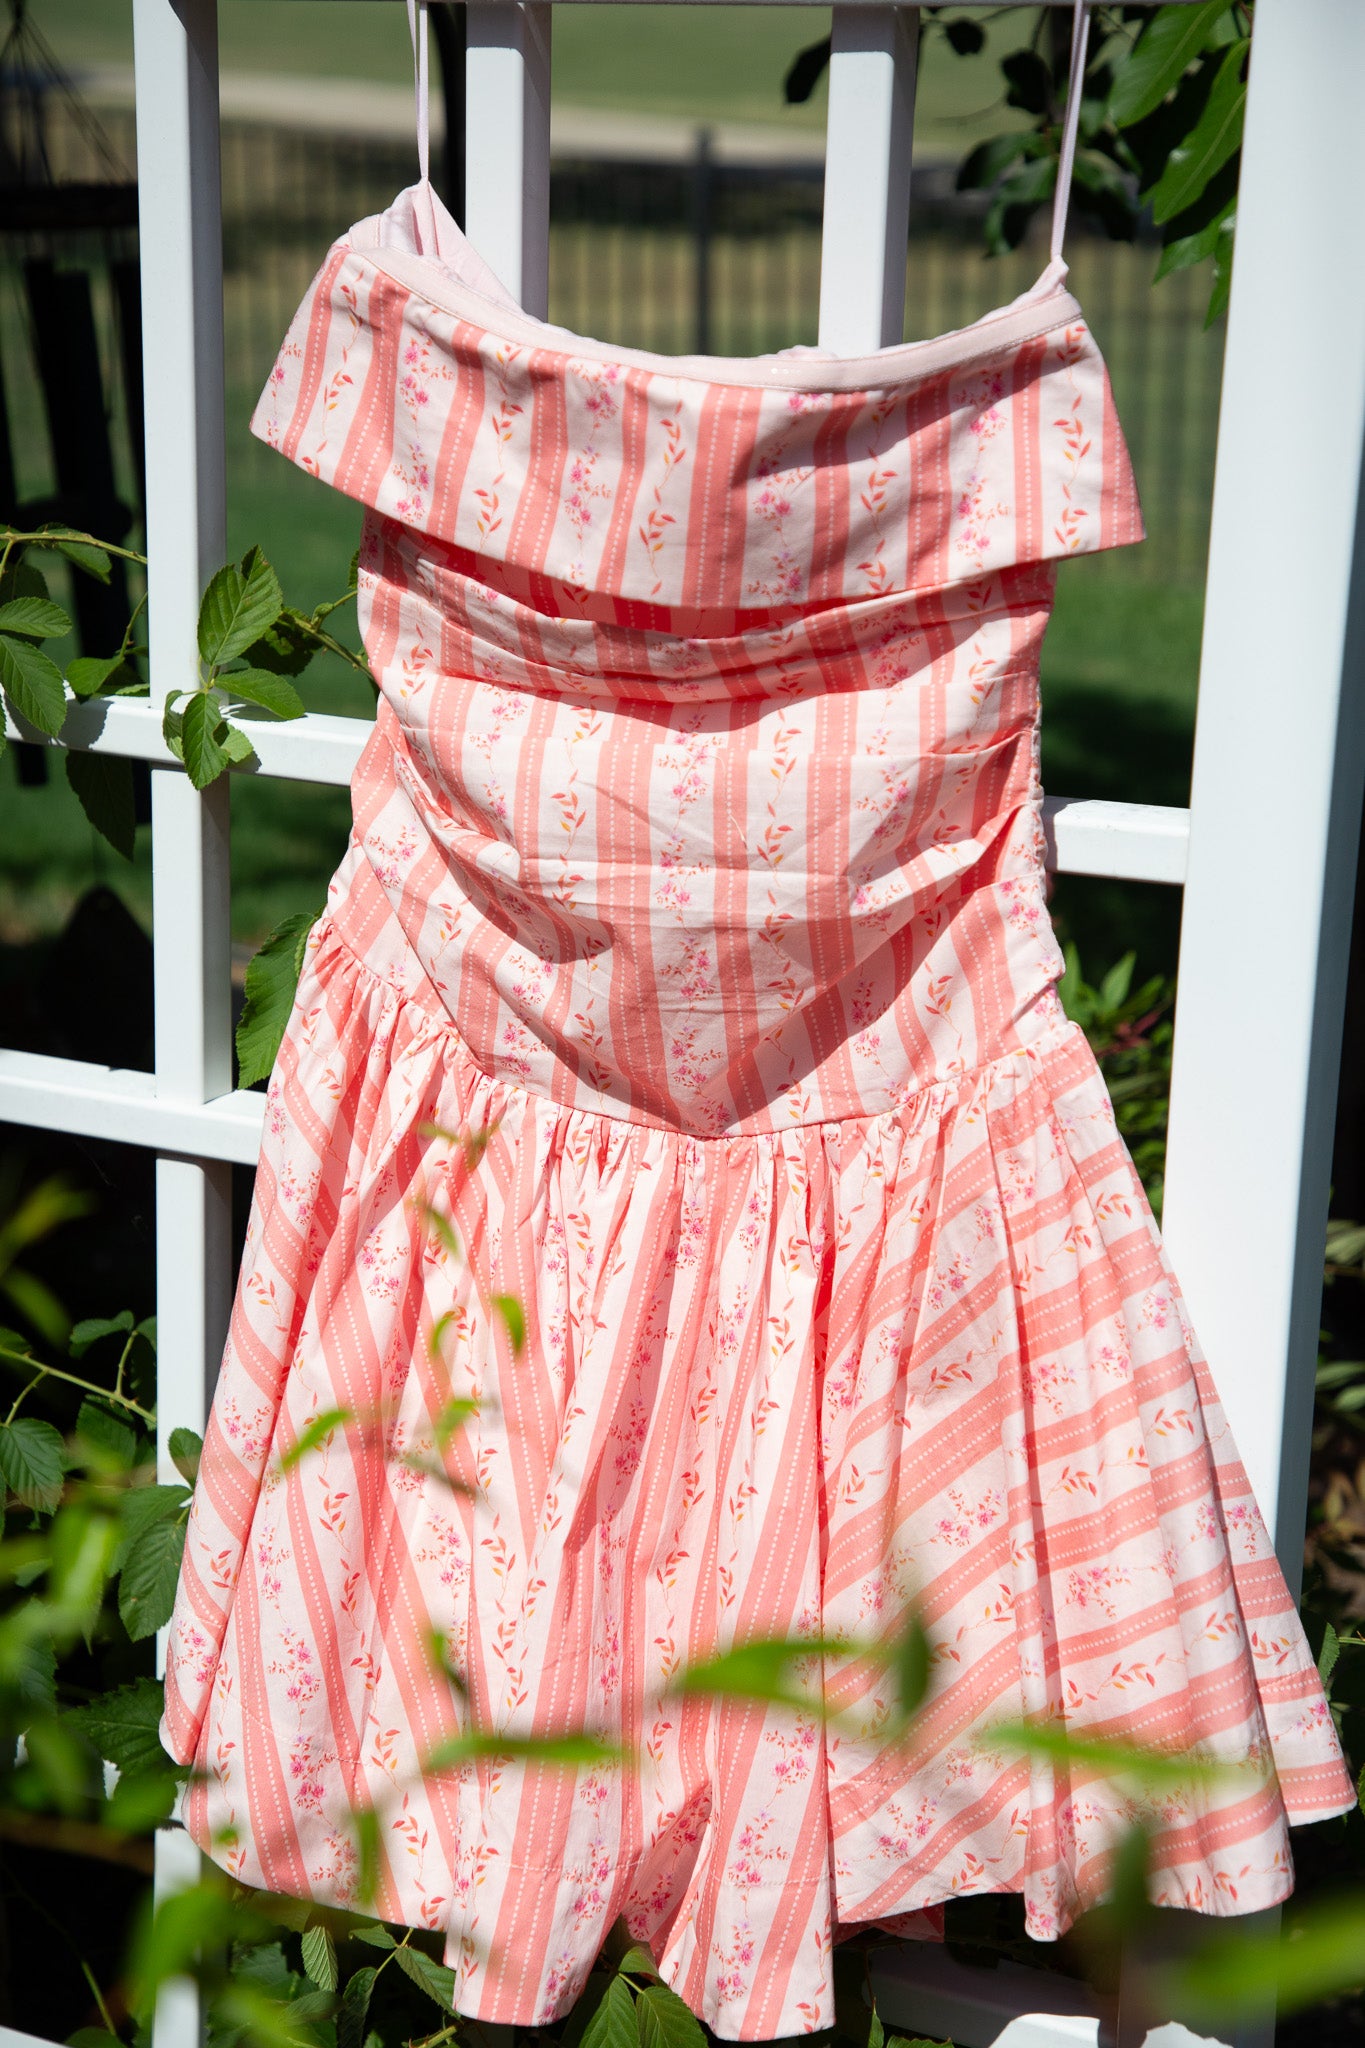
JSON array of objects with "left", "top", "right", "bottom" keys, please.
[
  {"left": 952, "top": 1, "right": 1251, "bottom": 324},
  {"left": 784, "top": 5, "right": 1254, "bottom": 326},
  {"left": 161, "top": 543, "right": 369, "bottom": 791},
  {"left": 1, "top": 525, "right": 371, "bottom": 857}
]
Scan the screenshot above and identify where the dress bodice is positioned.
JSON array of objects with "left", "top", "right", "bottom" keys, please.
[{"left": 253, "top": 185, "right": 1142, "bottom": 1135}]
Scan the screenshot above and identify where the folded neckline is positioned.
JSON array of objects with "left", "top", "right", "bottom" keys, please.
[{"left": 350, "top": 181, "right": 1086, "bottom": 396}]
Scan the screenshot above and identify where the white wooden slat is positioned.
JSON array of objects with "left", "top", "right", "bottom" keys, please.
[
  {"left": 0, "top": 2031, "right": 92, "bottom": 2048},
  {"left": 463, "top": 1, "right": 552, "bottom": 315},
  {"left": 132, "top": 6, "right": 229, "bottom": 2047},
  {"left": 2, "top": 691, "right": 372, "bottom": 783},
  {"left": 0, "top": 1051, "right": 264, "bottom": 1166},
  {"left": 133, "top": 0, "right": 234, "bottom": 1486},
  {"left": 818, "top": 5, "right": 918, "bottom": 352},
  {"left": 1161, "top": 0, "right": 1365, "bottom": 1568},
  {"left": 152, "top": 1827, "right": 207, "bottom": 2048},
  {"left": 1042, "top": 795, "right": 1189, "bottom": 885}
]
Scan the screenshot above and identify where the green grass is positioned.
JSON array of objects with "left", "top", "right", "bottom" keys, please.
[{"left": 42, "top": 0, "right": 1029, "bottom": 151}]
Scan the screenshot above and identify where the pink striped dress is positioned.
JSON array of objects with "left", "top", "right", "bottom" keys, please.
[{"left": 162, "top": 182, "right": 1352, "bottom": 2036}]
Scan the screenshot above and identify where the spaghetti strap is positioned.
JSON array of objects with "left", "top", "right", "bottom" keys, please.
[
  {"left": 1050, "top": 0, "right": 1091, "bottom": 267},
  {"left": 406, "top": 0, "right": 431, "bottom": 188}
]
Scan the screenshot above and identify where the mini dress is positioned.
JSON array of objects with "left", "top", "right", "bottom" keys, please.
[{"left": 161, "top": 51, "right": 1354, "bottom": 2038}]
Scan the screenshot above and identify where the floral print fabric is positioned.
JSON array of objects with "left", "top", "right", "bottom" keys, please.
[{"left": 162, "top": 183, "right": 1353, "bottom": 2039}]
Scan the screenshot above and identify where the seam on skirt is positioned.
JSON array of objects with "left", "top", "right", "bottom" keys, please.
[{"left": 311, "top": 912, "right": 1093, "bottom": 1144}]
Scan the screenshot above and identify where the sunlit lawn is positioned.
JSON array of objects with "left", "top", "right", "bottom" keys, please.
[{"left": 44, "top": 0, "right": 1032, "bottom": 155}]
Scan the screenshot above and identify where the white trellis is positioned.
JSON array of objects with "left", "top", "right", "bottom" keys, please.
[{"left": 1, "top": 2, "right": 1363, "bottom": 2045}]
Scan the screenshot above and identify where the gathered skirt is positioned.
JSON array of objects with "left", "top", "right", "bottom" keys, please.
[{"left": 162, "top": 914, "right": 1352, "bottom": 2038}]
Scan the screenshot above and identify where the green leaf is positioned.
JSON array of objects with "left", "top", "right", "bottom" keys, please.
[
  {"left": 74, "top": 1399, "right": 137, "bottom": 1472},
  {"left": 1317, "top": 1359, "right": 1365, "bottom": 1391},
  {"left": 424, "top": 1728, "right": 627, "bottom": 1773},
  {"left": 198, "top": 547, "right": 284, "bottom": 669},
  {"left": 336, "top": 1965, "right": 377, "bottom": 2048},
  {"left": 211, "top": 1981, "right": 322, "bottom": 2048},
  {"left": 54, "top": 537, "right": 112, "bottom": 583},
  {"left": 348, "top": 1921, "right": 397, "bottom": 1951},
  {"left": 16, "top": 1636, "right": 56, "bottom": 1715},
  {"left": 241, "top": 616, "right": 317, "bottom": 678},
  {"left": 118, "top": 1511, "right": 188, "bottom": 1640},
  {"left": 43, "top": 1505, "right": 119, "bottom": 1639},
  {"left": 431, "top": 1394, "right": 480, "bottom": 1446},
  {"left": 1147, "top": 39, "right": 1248, "bottom": 225},
  {"left": 65, "top": 749, "right": 137, "bottom": 860},
  {"left": 2, "top": 1265, "right": 70, "bottom": 1345},
  {"left": 0, "top": 1322, "right": 41, "bottom": 1367},
  {"left": 278, "top": 1408, "right": 354, "bottom": 1473},
  {"left": 0, "top": 1417, "right": 66, "bottom": 1510},
  {"left": 288, "top": 1988, "right": 339, "bottom": 2027},
  {"left": 300, "top": 1922, "right": 338, "bottom": 1992},
  {"left": 671, "top": 1633, "right": 850, "bottom": 1709},
  {"left": 69, "top": 1310, "right": 135, "bottom": 1357},
  {"left": 65, "top": 1676, "right": 170, "bottom": 1775},
  {"left": 23, "top": 1715, "right": 94, "bottom": 1813},
  {"left": 994, "top": 1718, "right": 1234, "bottom": 1791},
  {"left": 1107, "top": 1819, "right": 1154, "bottom": 1922},
  {"left": 1110, "top": 0, "right": 1231, "bottom": 125},
  {"left": 180, "top": 692, "right": 229, "bottom": 790},
  {"left": 1318, "top": 1622, "right": 1342, "bottom": 1690},
  {"left": 1205, "top": 240, "right": 1234, "bottom": 326},
  {"left": 223, "top": 667, "right": 305, "bottom": 720},
  {"left": 493, "top": 1293, "right": 526, "bottom": 1356},
  {"left": 0, "top": 596, "right": 73, "bottom": 639},
  {"left": 0, "top": 631, "right": 67, "bottom": 736},
  {"left": 1155, "top": 194, "right": 1236, "bottom": 282},
  {"left": 1098, "top": 953, "right": 1137, "bottom": 1013},
  {"left": 67, "top": 653, "right": 137, "bottom": 699},
  {"left": 1000, "top": 48, "right": 1052, "bottom": 118},
  {"left": 394, "top": 1943, "right": 457, "bottom": 2010},
  {"left": 617, "top": 1945, "right": 661, "bottom": 1982},
  {"left": 231, "top": 1940, "right": 293, "bottom": 1992},
  {"left": 983, "top": 152, "right": 1059, "bottom": 256},
  {"left": 220, "top": 722, "right": 258, "bottom": 766},
  {"left": 581, "top": 1974, "right": 638, "bottom": 2048},
  {"left": 118, "top": 1481, "right": 191, "bottom": 1556},
  {"left": 105, "top": 1766, "right": 179, "bottom": 1832},
  {"left": 169, "top": 1426, "right": 203, "bottom": 1485},
  {"left": 783, "top": 33, "right": 830, "bottom": 106},
  {"left": 887, "top": 1608, "right": 932, "bottom": 1722},
  {"left": 868, "top": 2008, "right": 885, "bottom": 2048},
  {"left": 955, "top": 131, "right": 1038, "bottom": 194},
  {"left": 0, "top": 557, "right": 48, "bottom": 604},
  {"left": 636, "top": 1983, "right": 707, "bottom": 2048},
  {"left": 236, "top": 910, "right": 319, "bottom": 1089}
]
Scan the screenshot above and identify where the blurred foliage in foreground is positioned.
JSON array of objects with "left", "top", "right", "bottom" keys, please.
[{"left": 1, "top": 942, "right": 1363, "bottom": 2044}]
